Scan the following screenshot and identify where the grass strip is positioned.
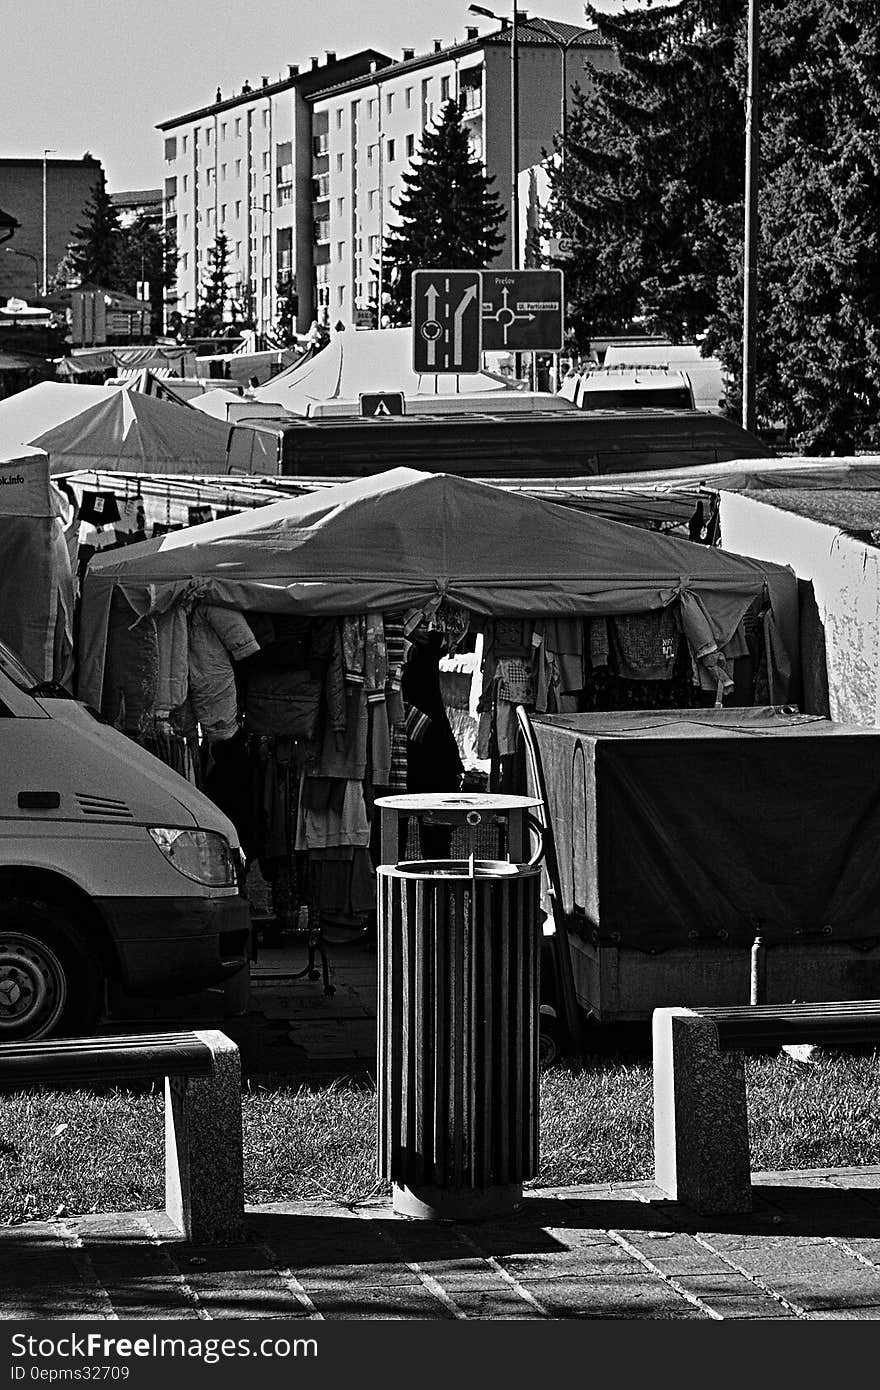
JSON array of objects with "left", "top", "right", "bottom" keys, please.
[{"left": 1, "top": 1052, "right": 878, "bottom": 1224}]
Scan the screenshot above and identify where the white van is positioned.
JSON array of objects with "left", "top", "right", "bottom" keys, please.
[{"left": 0, "top": 637, "right": 251, "bottom": 1041}]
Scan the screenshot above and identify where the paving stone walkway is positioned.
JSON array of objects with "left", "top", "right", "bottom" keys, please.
[{"left": 4, "top": 1168, "right": 880, "bottom": 1320}]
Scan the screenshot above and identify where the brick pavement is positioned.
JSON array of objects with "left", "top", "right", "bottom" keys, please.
[{"left": 4, "top": 1168, "right": 880, "bottom": 1320}]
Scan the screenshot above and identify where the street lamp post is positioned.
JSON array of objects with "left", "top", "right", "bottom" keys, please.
[
  {"left": 42, "top": 149, "right": 56, "bottom": 296},
  {"left": 742, "top": 0, "right": 760, "bottom": 434}
]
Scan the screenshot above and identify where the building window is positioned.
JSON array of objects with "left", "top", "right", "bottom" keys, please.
[
  {"left": 262, "top": 151, "right": 270, "bottom": 172},
  {"left": 368, "top": 98, "right": 376, "bottom": 118},
  {"left": 406, "top": 87, "right": 413, "bottom": 109},
  {"left": 235, "top": 159, "right": 242, "bottom": 176},
  {"left": 387, "top": 185, "right": 395, "bottom": 203},
  {"left": 386, "top": 92, "right": 394, "bottom": 114},
  {"left": 206, "top": 167, "right": 214, "bottom": 185},
  {"left": 206, "top": 127, "right": 212, "bottom": 145},
  {"left": 368, "top": 189, "right": 377, "bottom": 210},
  {"left": 336, "top": 108, "right": 343, "bottom": 129},
  {"left": 338, "top": 285, "right": 345, "bottom": 305},
  {"left": 235, "top": 117, "right": 242, "bottom": 136},
  {"left": 181, "top": 252, "right": 188, "bottom": 271},
  {"left": 387, "top": 138, "right": 395, "bottom": 162},
  {"left": 236, "top": 241, "right": 242, "bottom": 258},
  {"left": 235, "top": 200, "right": 242, "bottom": 218},
  {"left": 337, "top": 197, "right": 345, "bottom": 216},
  {"left": 262, "top": 109, "right": 269, "bottom": 128},
  {"left": 369, "top": 234, "right": 379, "bottom": 255},
  {"left": 337, "top": 153, "right": 344, "bottom": 173},
  {"left": 182, "top": 174, "right": 188, "bottom": 191},
  {"left": 164, "top": 137, "right": 177, "bottom": 160},
  {"left": 221, "top": 163, "right": 227, "bottom": 180},
  {"left": 182, "top": 213, "right": 188, "bottom": 230},
  {"left": 182, "top": 134, "right": 188, "bottom": 152},
  {"left": 406, "top": 133, "right": 415, "bottom": 158},
  {"left": 441, "top": 76, "right": 450, "bottom": 101},
  {"left": 221, "top": 122, "right": 227, "bottom": 139},
  {"left": 207, "top": 207, "right": 215, "bottom": 226},
  {"left": 337, "top": 240, "right": 345, "bottom": 261},
  {"left": 220, "top": 205, "right": 227, "bottom": 224}
]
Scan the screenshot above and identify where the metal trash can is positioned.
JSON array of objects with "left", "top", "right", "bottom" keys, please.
[{"left": 376, "top": 847, "right": 542, "bottom": 1221}]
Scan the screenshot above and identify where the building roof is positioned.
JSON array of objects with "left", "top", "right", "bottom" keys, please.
[
  {"left": 308, "top": 18, "right": 609, "bottom": 101},
  {"left": 110, "top": 189, "right": 161, "bottom": 210},
  {"left": 157, "top": 50, "right": 391, "bottom": 130}
]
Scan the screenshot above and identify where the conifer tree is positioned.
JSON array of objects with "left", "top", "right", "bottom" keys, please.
[
  {"left": 547, "top": 0, "right": 744, "bottom": 344},
  {"left": 704, "top": 0, "right": 880, "bottom": 452},
  {"left": 193, "top": 233, "right": 232, "bottom": 336},
  {"left": 382, "top": 101, "right": 506, "bottom": 326},
  {"left": 69, "top": 169, "right": 124, "bottom": 287}
]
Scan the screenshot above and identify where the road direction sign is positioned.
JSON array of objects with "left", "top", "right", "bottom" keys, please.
[
  {"left": 412, "top": 269, "right": 482, "bottom": 373},
  {"left": 480, "top": 270, "right": 564, "bottom": 352},
  {"left": 360, "top": 391, "right": 406, "bottom": 417}
]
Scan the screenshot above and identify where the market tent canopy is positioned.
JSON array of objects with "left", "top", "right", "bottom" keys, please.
[
  {"left": 252, "top": 328, "right": 520, "bottom": 412},
  {"left": 0, "top": 381, "right": 235, "bottom": 476},
  {"left": 78, "top": 467, "right": 798, "bottom": 710}
]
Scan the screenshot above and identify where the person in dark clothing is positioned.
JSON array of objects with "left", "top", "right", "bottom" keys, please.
[{"left": 400, "top": 628, "right": 464, "bottom": 860}]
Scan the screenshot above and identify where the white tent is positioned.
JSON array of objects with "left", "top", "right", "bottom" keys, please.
[
  {"left": 252, "top": 328, "right": 521, "bottom": 414},
  {"left": 0, "top": 381, "right": 235, "bottom": 476},
  {"left": 189, "top": 388, "right": 243, "bottom": 421}
]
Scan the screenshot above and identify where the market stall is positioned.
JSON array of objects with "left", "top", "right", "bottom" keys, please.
[
  {"left": 0, "top": 444, "right": 74, "bottom": 682},
  {"left": 77, "top": 467, "right": 799, "bottom": 931}
]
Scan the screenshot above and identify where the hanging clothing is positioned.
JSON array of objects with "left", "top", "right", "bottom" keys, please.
[
  {"left": 154, "top": 604, "right": 189, "bottom": 715},
  {"left": 101, "top": 590, "right": 159, "bottom": 733},
  {"left": 401, "top": 630, "right": 463, "bottom": 794},
  {"left": 188, "top": 604, "right": 260, "bottom": 742},
  {"left": 609, "top": 609, "right": 680, "bottom": 681}
]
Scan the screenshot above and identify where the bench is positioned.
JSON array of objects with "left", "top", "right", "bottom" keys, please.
[
  {"left": 0, "top": 1029, "right": 245, "bottom": 1243},
  {"left": 653, "top": 1001, "right": 880, "bottom": 1214}
]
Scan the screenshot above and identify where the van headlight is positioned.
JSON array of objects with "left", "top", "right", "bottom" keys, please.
[{"left": 148, "top": 827, "right": 238, "bottom": 887}]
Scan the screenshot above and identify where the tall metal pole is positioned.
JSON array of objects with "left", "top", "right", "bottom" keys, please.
[
  {"left": 742, "top": 0, "right": 760, "bottom": 433},
  {"left": 510, "top": 5, "right": 519, "bottom": 270},
  {"left": 41, "top": 150, "right": 51, "bottom": 296}
]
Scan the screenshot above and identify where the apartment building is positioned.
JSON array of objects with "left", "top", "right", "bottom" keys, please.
[
  {"left": 157, "top": 18, "right": 615, "bottom": 338},
  {"left": 157, "top": 49, "right": 390, "bottom": 336},
  {"left": 309, "top": 18, "right": 616, "bottom": 329},
  {"left": 0, "top": 156, "right": 103, "bottom": 302}
]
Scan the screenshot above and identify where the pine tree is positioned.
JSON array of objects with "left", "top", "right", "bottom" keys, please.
[
  {"left": 69, "top": 170, "right": 124, "bottom": 288},
  {"left": 546, "top": 1, "right": 745, "bottom": 344},
  {"left": 193, "top": 233, "right": 232, "bottom": 336},
  {"left": 704, "top": 0, "right": 880, "bottom": 452},
  {"left": 382, "top": 101, "right": 506, "bottom": 326}
]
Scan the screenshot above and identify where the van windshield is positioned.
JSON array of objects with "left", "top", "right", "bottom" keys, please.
[{"left": 0, "top": 637, "right": 40, "bottom": 692}]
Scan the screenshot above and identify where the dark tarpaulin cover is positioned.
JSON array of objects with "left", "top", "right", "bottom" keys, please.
[{"left": 531, "top": 709, "right": 880, "bottom": 951}]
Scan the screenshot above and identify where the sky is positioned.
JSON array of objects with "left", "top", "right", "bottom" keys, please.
[{"left": 0, "top": 0, "right": 635, "bottom": 192}]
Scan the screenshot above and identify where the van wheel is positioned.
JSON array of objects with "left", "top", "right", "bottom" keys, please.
[{"left": 0, "top": 899, "right": 102, "bottom": 1042}]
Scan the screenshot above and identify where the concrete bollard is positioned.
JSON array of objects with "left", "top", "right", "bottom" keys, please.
[
  {"left": 165, "top": 1029, "right": 246, "bottom": 1242},
  {"left": 653, "top": 1007, "right": 752, "bottom": 1214}
]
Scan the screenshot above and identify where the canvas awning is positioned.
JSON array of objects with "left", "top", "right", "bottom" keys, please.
[{"left": 78, "top": 467, "right": 799, "bottom": 711}]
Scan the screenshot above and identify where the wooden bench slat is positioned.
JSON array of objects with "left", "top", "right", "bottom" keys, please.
[
  {"left": 694, "top": 1000, "right": 880, "bottom": 1051},
  {"left": 0, "top": 1031, "right": 214, "bottom": 1088}
]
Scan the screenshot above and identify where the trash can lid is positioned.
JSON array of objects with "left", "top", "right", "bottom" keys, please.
[
  {"left": 380, "top": 859, "right": 539, "bottom": 880},
  {"left": 375, "top": 792, "right": 541, "bottom": 812}
]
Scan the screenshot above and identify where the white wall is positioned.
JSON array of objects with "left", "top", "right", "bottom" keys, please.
[{"left": 719, "top": 490, "right": 880, "bottom": 726}]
